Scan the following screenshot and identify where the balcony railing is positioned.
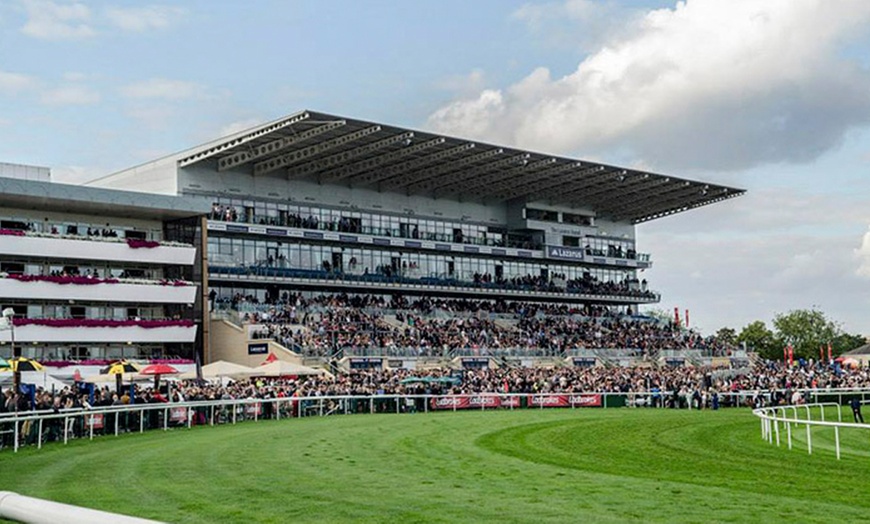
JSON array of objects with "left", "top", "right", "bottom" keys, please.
[
  {"left": 0, "top": 274, "right": 196, "bottom": 304},
  {"left": 209, "top": 266, "right": 660, "bottom": 303},
  {"left": 0, "top": 319, "right": 197, "bottom": 344},
  {"left": 0, "top": 230, "right": 196, "bottom": 265}
]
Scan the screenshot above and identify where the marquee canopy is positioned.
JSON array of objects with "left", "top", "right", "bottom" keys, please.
[{"left": 174, "top": 110, "right": 744, "bottom": 224}]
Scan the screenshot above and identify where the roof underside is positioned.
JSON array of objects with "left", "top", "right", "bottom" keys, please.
[{"left": 176, "top": 110, "right": 744, "bottom": 224}]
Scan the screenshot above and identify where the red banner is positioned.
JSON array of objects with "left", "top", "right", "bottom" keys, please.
[
  {"left": 170, "top": 407, "right": 188, "bottom": 423},
  {"left": 529, "top": 395, "right": 570, "bottom": 408},
  {"left": 88, "top": 413, "right": 104, "bottom": 429},
  {"left": 429, "top": 394, "right": 602, "bottom": 409},
  {"left": 430, "top": 396, "right": 470, "bottom": 410},
  {"left": 245, "top": 403, "right": 263, "bottom": 416},
  {"left": 568, "top": 394, "right": 602, "bottom": 407},
  {"left": 529, "top": 394, "right": 602, "bottom": 408},
  {"left": 430, "top": 395, "right": 501, "bottom": 410},
  {"left": 500, "top": 395, "right": 521, "bottom": 408}
]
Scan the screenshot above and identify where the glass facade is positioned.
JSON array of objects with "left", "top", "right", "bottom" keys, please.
[
  {"left": 208, "top": 235, "right": 632, "bottom": 284},
  {"left": 209, "top": 197, "right": 542, "bottom": 249},
  {"left": 0, "top": 214, "right": 163, "bottom": 240}
]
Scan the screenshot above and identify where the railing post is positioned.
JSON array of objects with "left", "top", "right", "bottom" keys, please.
[
  {"left": 115, "top": 412, "right": 119, "bottom": 437},
  {"left": 63, "top": 416, "right": 69, "bottom": 445},
  {"left": 806, "top": 422, "right": 812, "bottom": 455},
  {"left": 774, "top": 415, "right": 780, "bottom": 446},
  {"left": 37, "top": 419, "right": 43, "bottom": 449},
  {"left": 163, "top": 408, "right": 168, "bottom": 431},
  {"left": 834, "top": 426, "right": 841, "bottom": 460},
  {"left": 784, "top": 409, "right": 792, "bottom": 450},
  {"left": 140, "top": 410, "right": 145, "bottom": 433},
  {"left": 13, "top": 420, "right": 19, "bottom": 453},
  {"left": 89, "top": 415, "right": 94, "bottom": 441}
]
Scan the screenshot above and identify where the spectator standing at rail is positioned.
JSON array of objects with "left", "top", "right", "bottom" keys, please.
[{"left": 850, "top": 397, "right": 865, "bottom": 423}]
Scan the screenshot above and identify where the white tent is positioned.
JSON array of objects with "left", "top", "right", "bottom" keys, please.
[
  {"left": 179, "top": 360, "right": 253, "bottom": 379},
  {"left": 241, "top": 360, "right": 324, "bottom": 378},
  {"left": 0, "top": 371, "right": 73, "bottom": 392},
  {"left": 82, "top": 372, "right": 145, "bottom": 384}
]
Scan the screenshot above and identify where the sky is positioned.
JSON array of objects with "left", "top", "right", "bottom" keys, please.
[{"left": 2, "top": 0, "right": 870, "bottom": 336}]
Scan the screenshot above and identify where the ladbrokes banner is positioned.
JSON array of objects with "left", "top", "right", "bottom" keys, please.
[
  {"left": 429, "top": 395, "right": 503, "bottom": 410},
  {"left": 528, "top": 394, "right": 602, "bottom": 408},
  {"left": 429, "top": 394, "right": 601, "bottom": 410}
]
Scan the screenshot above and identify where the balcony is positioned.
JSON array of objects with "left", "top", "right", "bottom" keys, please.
[
  {"left": 0, "top": 319, "right": 197, "bottom": 344},
  {"left": 207, "top": 221, "right": 545, "bottom": 261},
  {"left": 0, "top": 275, "right": 197, "bottom": 304},
  {"left": 209, "top": 265, "right": 660, "bottom": 305},
  {"left": 0, "top": 230, "right": 196, "bottom": 265},
  {"left": 545, "top": 245, "right": 652, "bottom": 269}
]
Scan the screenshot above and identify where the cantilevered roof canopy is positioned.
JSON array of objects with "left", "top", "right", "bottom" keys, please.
[{"left": 170, "top": 110, "right": 744, "bottom": 224}]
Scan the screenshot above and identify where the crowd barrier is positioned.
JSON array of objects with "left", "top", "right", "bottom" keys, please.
[
  {"left": 753, "top": 401, "right": 870, "bottom": 459},
  {"left": 0, "top": 491, "right": 162, "bottom": 524},
  {"left": 1, "top": 389, "right": 870, "bottom": 454}
]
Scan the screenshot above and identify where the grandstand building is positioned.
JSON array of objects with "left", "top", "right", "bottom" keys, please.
[
  {"left": 0, "top": 163, "right": 209, "bottom": 362},
  {"left": 85, "top": 110, "right": 744, "bottom": 368}
]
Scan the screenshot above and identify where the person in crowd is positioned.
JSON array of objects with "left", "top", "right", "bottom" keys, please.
[{"left": 851, "top": 397, "right": 865, "bottom": 423}]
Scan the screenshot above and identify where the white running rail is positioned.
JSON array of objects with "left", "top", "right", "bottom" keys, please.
[
  {"left": 0, "top": 491, "right": 162, "bottom": 524},
  {"left": 753, "top": 402, "right": 870, "bottom": 459}
]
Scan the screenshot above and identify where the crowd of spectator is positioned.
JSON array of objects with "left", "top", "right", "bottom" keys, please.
[
  {"left": 2, "top": 358, "right": 869, "bottom": 449},
  {"left": 236, "top": 293, "right": 729, "bottom": 358},
  {"left": 4, "top": 359, "right": 868, "bottom": 416}
]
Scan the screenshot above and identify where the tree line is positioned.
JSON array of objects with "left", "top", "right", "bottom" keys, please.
[{"left": 716, "top": 309, "right": 866, "bottom": 361}]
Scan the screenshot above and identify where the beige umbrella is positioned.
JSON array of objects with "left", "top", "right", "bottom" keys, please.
[
  {"left": 179, "top": 360, "right": 253, "bottom": 379},
  {"left": 242, "top": 360, "right": 324, "bottom": 378}
]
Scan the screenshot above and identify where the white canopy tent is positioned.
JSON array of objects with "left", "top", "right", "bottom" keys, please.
[
  {"left": 179, "top": 360, "right": 253, "bottom": 380},
  {"left": 240, "top": 360, "right": 324, "bottom": 378}
]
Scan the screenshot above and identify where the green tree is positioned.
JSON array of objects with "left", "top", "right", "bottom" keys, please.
[
  {"left": 771, "top": 308, "right": 840, "bottom": 360},
  {"left": 830, "top": 332, "right": 866, "bottom": 357},
  {"left": 737, "top": 320, "right": 777, "bottom": 359},
  {"left": 715, "top": 327, "right": 737, "bottom": 346}
]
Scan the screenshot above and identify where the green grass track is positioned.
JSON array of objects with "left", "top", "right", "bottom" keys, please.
[{"left": 1, "top": 408, "right": 869, "bottom": 523}]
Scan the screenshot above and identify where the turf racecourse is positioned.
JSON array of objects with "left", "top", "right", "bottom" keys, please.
[{"left": 1, "top": 408, "right": 869, "bottom": 523}]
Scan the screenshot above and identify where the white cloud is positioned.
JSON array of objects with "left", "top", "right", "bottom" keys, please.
[
  {"left": 105, "top": 5, "right": 185, "bottom": 32},
  {"left": 124, "top": 105, "right": 175, "bottom": 130},
  {"left": 40, "top": 84, "right": 100, "bottom": 105},
  {"left": 435, "top": 69, "right": 487, "bottom": 96},
  {"left": 637, "top": 185, "right": 870, "bottom": 335},
  {"left": 429, "top": 0, "right": 870, "bottom": 171},
  {"left": 855, "top": 227, "right": 870, "bottom": 278},
  {"left": 511, "top": 0, "right": 633, "bottom": 50},
  {"left": 0, "top": 70, "right": 37, "bottom": 92},
  {"left": 120, "top": 78, "right": 206, "bottom": 100},
  {"left": 20, "top": 0, "right": 95, "bottom": 40}
]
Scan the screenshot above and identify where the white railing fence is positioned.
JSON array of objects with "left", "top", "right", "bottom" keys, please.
[
  {"left": 753, "top": 401, "right": 870, "bottom": 459},
  {"left": 1, "top": 388, "right": 870, "bottom": 455}
]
